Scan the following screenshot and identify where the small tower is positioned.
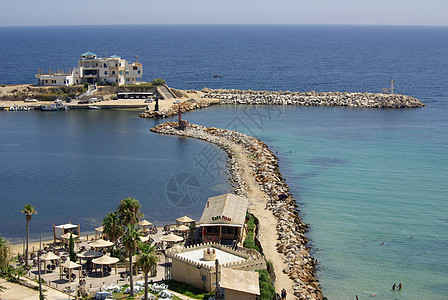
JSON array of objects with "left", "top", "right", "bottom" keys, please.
[{"left": 390, "top": 79, "right": 395, "bottom": 94}]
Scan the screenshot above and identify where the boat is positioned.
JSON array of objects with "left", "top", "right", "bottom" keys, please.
[
  {"left": 213, "top": 74, "right": 222, "bottom": 78},
  {"left": 24, "top": 98, "right": 38, "bottom": 102},
  {"left": 88, "top": 105, "right": 101, "bottom": 110},
  {"left": 41, "top": 103, "right": 68, "bottom": 111}
]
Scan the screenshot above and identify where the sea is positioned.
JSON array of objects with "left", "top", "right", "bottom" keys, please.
[{"left": 0, "top": 25, "right": 447, "bottom": 299}]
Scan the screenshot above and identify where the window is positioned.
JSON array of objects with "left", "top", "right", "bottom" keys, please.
[
  {"left": 112, "top": 71, "right": 115, "bottom": 75},
  {"left": 133, "top": 66, "right": 138, "bottom": 70},
  {"left": 104, "top": 63, "right": 107, "bottom": 68},
  {"left": 138, "top": 71, "right": 141, "bottom": 74},
  {"left": 201, "top": 275, "right": 206, "bottom": 282},
  {"left": 104, "top": 71, "right": 108, "bottom": 75}
]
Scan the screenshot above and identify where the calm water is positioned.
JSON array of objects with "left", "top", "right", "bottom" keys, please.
[{"left": 1, "top": 25, "right": 447, "bottom": 299}]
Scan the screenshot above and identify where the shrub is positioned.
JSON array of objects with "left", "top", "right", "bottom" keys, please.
[
  {"left": 257, "top": 269, "right": 276, "bottom": 300},
  {"left": 151, "top": 78, "right": 166, "bottom": 86}
]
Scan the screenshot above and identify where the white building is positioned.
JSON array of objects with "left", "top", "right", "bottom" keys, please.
[{"left": 36, "top": 51, "right": 143, "bottom": 86}]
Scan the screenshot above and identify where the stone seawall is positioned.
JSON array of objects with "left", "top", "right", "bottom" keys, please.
[
  {"left": 202, "top": 88, "right": 425, "bottom": 108},
  {"left": 151, "top": 122, "right": 323, "bottom": 300}
]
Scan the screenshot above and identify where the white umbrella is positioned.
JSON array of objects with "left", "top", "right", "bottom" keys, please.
[
  {"left": 89, "top": 239, "right": 114, "bottom": 248},
  {"left": 139, "top": 236, "right": 150, "bottom": 242},
  {"left": 176, "top": 216, "right": 194, "bottom": 224},
  {"left": 60, "top": 232, "right": 78, "bottom": 239},
  {"left": 175, "top": 224, "right": 190, "bottom": 232},
  {"left": 160, "top": 232, "right": 184, "bottom": 242}
]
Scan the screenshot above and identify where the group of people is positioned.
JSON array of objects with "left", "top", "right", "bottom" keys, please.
[
  {"left": 273, "top": 288, "right": 287, "bottom": 299},
  {"left": 392, "top": 283, "right": 403, "bottom": 291}
]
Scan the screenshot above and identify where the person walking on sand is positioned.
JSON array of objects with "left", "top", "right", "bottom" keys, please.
[{"left": 281, "top": 288, "right": 287, "bottom": 299}]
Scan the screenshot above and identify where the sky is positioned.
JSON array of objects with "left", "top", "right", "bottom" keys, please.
[{"left": 0, "top": 0, "right": 447, "bottom": 27}]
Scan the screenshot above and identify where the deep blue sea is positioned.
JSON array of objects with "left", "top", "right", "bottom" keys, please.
[{"left": 0, "top": 25, "right": 447, "bottom": 299}]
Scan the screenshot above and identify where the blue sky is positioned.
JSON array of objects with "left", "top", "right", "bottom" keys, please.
[{"left": 1, "top": 0, "right": 447, "bottom": 26}]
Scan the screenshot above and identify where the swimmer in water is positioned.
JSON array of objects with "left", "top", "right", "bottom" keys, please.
[{"left": 380, "top": 242, "right": 384, "bottom": 245}]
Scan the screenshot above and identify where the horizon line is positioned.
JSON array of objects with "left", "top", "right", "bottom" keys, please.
[{"left": 1, "top": 23, "right": 448, "bottom": 28}]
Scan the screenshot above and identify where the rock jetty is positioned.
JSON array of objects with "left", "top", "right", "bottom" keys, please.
[
  {"left": 202, "top": 88, "right": 425, "bottom": 108},
  {"left": 151, "top": 122, "right": 323, "bottom": 300},
  {"left": 139, "top": 98, "right": 220, "bottom": 118}
]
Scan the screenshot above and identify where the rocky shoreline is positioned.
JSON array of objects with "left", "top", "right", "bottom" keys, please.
[
  {"left": 202, "top": 88, "right": 425, "bottom": 108},
  {"left": 139, "top": 98, "right": 221, "bottom": 118},
  {"left": 151, "top": 122, "right": 323, "bottom": 300}
]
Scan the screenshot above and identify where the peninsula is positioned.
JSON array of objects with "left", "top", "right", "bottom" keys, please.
[{"left": 151, "top": 121, "right": 323, "bottom": 300}]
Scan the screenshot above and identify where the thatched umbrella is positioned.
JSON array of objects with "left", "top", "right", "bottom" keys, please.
[
  {"left": 60, "top": 260, "right": 81, "bottom": 284},
  {"left": 94, "top": 226, "right": 104, "bottom": 240},
  {"left": 40, "top": 252, "right": 60, "bottom": 274},
  {"left": 138, "top": 220, "right": 153, "bottom": 234},
  {"left": 88, "top": 239, "right": 114, "bottom": 248},
  {"left": 92, "top": 254, "right": 119, "bottom": 276},
  {"left": 175, "top": 224, "right": 190, "bottom": 232},
  {"left": 176, "top": 216, "right": 194, "bottom": 225}
]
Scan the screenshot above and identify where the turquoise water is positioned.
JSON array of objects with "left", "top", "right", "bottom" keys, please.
[
  {"left": 0, "top": 25, "right": 447, "bottom": 299},
  {"left": 183, "top": 104, "right": 448, "bottom": 299}
]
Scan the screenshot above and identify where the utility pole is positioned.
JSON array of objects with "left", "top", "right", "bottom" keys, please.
[
  {"left": 38, "top": 231, "right": 43, "bottom": 300},
  {"left": 215, "top": 259, "right": 220, "bottom": 300}
]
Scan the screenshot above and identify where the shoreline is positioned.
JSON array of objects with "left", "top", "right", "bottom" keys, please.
[{"left": 151, "top": 121, "right": 323, "bottom": 299}]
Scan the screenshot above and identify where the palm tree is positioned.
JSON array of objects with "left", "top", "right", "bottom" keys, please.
[
  {"left": 21, "top": 204, "right": 37, "bottom": 267},
  {"left": 0, "top": 236, "right": 11, "bottom": 270},
  {"left": 102, "top": 211, "right": 124, "bottom": 254},
  {"left": 122, "top": 225, "right": 141, "bottom": 298},
  {"left": 117, "top": 197, "right": 142, "bottom": 227},
  {"left": 136, "top": 243, "right": 158, "bottom": 300}
]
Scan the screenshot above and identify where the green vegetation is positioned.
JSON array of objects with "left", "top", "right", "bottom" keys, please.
[
  {"left": 69, "top": 233, "right": 76, "bottom": 262},
  {"left": 257, "top": 269, "right": 276, "bottom": 300},
  {"left": 161, "top": 280, "right": 214, "bottom": 299},
  {"left": 21, "top": 204, "right": 37, "bottom": 267},
  {"left": 243, "top": 213, "right": 260, "bottom": 253},
  {"left": 0, "top": 236, "right": 10, "bottom": 270},
  {"left": 151, "top": 78, "right": 166, "bottom": 86},
  {"left": 136, "top": 243, "right": 158, "bottom": 300}
]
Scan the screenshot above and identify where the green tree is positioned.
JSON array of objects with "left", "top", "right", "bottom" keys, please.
[
  {"left": 136, "top": 243, "right": 158, "bottom": 300},
  {"left": 117, "top": 197, "right": 142, "bottom": 227},
  {"left": 122, "top": 225, "right": 141, "bottom": 298},
  {"left": 69, "top": 234, "right": 76, "bottom": 262},
  {"left": 21, "top": 204, "right": 37, "bottom": 267},
  {"left": 0, "top": 236, "right": 11, "bottom": 270},
  {"left": 102, "top": 211, "right": 124, "bottom": 254}
]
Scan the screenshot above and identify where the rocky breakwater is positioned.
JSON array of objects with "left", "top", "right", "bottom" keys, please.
[
  {"left": 151, "top": 122, "right": 323, "bottom": 300},
  {"left": 139, "top": 98, "right": 220, "bottom": 118},
  {"left": 202, "top": 88, "right": 425, "bottom": 108}
]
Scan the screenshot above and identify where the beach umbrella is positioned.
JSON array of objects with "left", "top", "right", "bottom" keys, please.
[
  {"left": 88, "top": 239, "right": 114, "bottom": 248},
  {"left": 175, "top": 224, "right": 190, "bottom": 232},
  {"left": 60, "top": 260, "right": 81, "bottom": 283},
  {"left": 138, "top": 220, "right": 152, "bottom": 226},
  {"left": 138, "top": 219, "right": 153, "bottom": 234},
  {"left": 92, "top": 254, "right": 119, "bottom": 276},
  {"left": 94, "top": 226, "right": 104, "bottom": 239},
  {"left": 176, "top": 216, "right": 194, "bottom": 224},
  {"left": 139, "top": 235, "right": 150, "bottom": 242},
  {"left": 40, "top": 252, "right": 60, "bottom": 274},
  {"left": 160, "top": 232, "right": 184, "bottom": 242},
  {"left": 60, "top": 232, "right": 78, "bottom": 239},
  {"left": 77, "top": 249, "right": 103, "bottom": 259}
]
